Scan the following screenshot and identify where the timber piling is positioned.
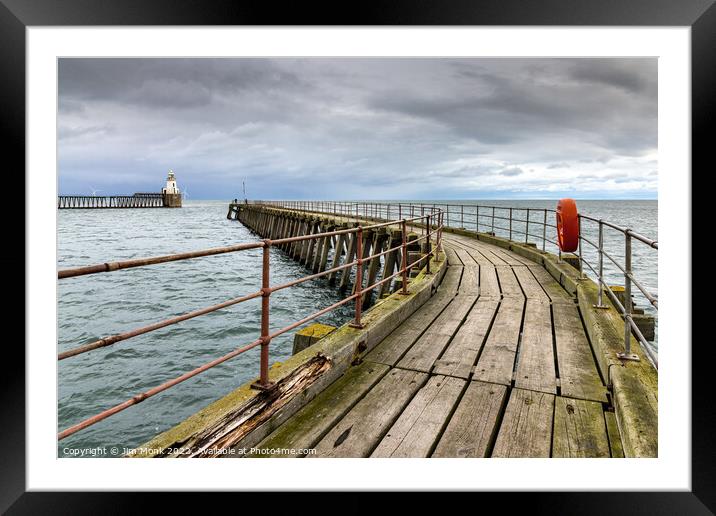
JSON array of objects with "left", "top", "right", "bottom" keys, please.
[{"left": 231, "top": 203, "right": 417, "bottom": 307}]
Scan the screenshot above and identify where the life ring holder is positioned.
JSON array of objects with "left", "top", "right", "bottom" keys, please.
[{"left": 556, "top": 198, "right": 579, "bottom": 252}]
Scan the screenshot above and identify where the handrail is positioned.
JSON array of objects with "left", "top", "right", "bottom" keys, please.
[{"left": 57, "top": 202, "right": 444, "bottom": 440}]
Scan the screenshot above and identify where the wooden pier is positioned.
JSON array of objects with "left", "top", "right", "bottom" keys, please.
[{"left": 131, "top": 202, "right": 656, "bottom": 458}]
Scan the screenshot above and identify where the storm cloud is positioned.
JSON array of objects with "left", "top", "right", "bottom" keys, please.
[{"left": 58, "top": 58, "right": 657, "bottom": 199}]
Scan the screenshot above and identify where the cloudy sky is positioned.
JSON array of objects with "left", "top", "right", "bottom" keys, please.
[{"left": 58, "top": 58, "right": 657, "bottom": 200}]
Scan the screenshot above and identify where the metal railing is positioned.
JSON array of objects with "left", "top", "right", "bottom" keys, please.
[
  {"left": 57, "top": 203, "right": 444, "bottom": 441},
  {"left": 259, "top": 201, "right": 658, "bottom": 368}
]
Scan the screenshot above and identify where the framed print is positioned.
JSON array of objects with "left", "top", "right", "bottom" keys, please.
[{"left": 4, "top": 0, "right": 712, "bottom": 512}]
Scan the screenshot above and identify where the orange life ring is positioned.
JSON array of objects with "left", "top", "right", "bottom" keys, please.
[{"left": 556, "top": 198, "right": 579, "bottom": 252}]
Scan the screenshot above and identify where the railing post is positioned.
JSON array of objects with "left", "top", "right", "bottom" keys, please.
[
  {"left": 509, "top": 208, "right": 513, "bottom": 241},
  {"left": 593, "top": 220, "right": 609, "bottom": 309},
  {"left": 491, "top": 206, "right": 496, "bottom": 234},
  {"left": 400, "top": 219, "right": 409, "bottom": 295},
  {"left": 577, "top": 215, "right": 585, "bottom": 279},
  {"left": 258, "top": 240, "right": 273, "bottom": 388},
  {"left": 425, "top": 214, "right": 432, "bottom": 274},
  {"left": 436, "top": 210, "right": 443, "bottom": 261},
  {"left": 525, "top": 209, "right": 530, "bottom": 244},
  {"left": 542, "top": 209, "right": 547, "bottom": 251},
  {"left": 350, "top": 226, "right": 364, "bottom": 328},
  {"left": 618, "top": 230, "right": 639, "bottom": 361},
  {"left": 476, "top": 205, "right": 479, "bottom": 235},
  {"left": 461, "top": 204, "right": 464, "bottom": 228}
]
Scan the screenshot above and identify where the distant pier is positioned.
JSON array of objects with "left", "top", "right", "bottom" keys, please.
[
  {"left": 58, "top": 193, "right": 168, "bottom": 209},
  {"left": 58, "top": 170, "right": 183, "bottom": 209}
]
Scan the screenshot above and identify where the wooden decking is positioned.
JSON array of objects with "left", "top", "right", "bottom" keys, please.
[{"left": 243, "top": 232, "right": 623, "bottom": 458}]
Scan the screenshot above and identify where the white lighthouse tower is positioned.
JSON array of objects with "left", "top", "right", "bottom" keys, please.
[{"left": 161, "top": 169, "right": 182, "bottom": 207}]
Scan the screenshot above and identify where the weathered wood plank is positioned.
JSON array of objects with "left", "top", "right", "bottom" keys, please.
[
  {"left": 552, "top": 397, "right": 610, "bottom": 458},
  {"left": 489, "top": 246, "right": 528, "bottom": 266},
  {"left": 552, "top": 303, "right": 608, "bottom": 403},
  {"left": 365, "top": 293, "right": 456, "bottom": 367},
  {"left": 435, "top": 264, "right": 462, "bottom": 297},
  {"left": 459, "top": 265, "right": 480, "bottom": 295},
  {"left": 480, "top": 265, "right": 501, "bottom": 298},
  {"left": 309, "top": 369, "right": 428, "bottom": 457},
  {"left": 513, "top": 266, "right": 550, "bottom": 302},
  {"left": 473, "top": 298, "right": 524, "bottom": 386},
  {"left": 432, "top": 381, "right": 507, "bottom": 457},
  {"left": 462, "top": 246, "right": 494, "bottom": 266},
  {"left": 514, "top": 300, "right": 556, "bottom": 394},
  {"left": 492, "top": 388, "right": 555, "bottom": 458},
  {"left": 371, "top": 375, "right": 465, "bottom": 457},
  {"left": 479, "top": 247, "right": 509, "bottom": 266},
  {"left": 495, "top": 267, "right": 523, "bottom": 298},
  {"left": 528, "top": 265, "right": 574, "bottom": 304},
  {"left": 397, "top": 295, "right": 478, "bottom": 373},
  {"left": 249, "top": 362, "right": 389, "bottom": 457},
  {"left": 432, "top": 298, "right": 499, "bottom": 379},
  {"left": 604, "top": 410, "right": 625, "bottom": 458},
  {"left": 454, "top": 247, "right": 477, "bottom": 266},
  {"left": 444, "top": 245, "right": 461, "bottom": 266},
  {"left": 366, "top": 264, "right": 464, "bottom": 365}
]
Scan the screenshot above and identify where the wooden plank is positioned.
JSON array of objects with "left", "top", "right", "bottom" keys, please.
[
  {"left": 463, "top": 246, "right": 495, "bottom": 266},
  {"left": 514, "top": 300, "right": 556, "bottom": 394},
  {"left": 454, "top": 247, "right": 476, "bottom": 266},
  {"left": 552, "top": 397, "right": 610, "bottom": 458},
  {"left": 433, "top": 381, "right": 507, "bottom": 457},
  {"left": 365, "top": 282, "right": 458, "bottom": 366},
  {"left": 528, "top": 265, "right": 574, "bottom": 304},
  {"left": 492, "top": 388, "right": 555, "bottom": 458},
  {"left": 309, "top": 369, "right": 428, "bottom": 457},
  {"left": 435, "top": 264, "right": 462, "bottom": 297},
  {"left": 513, "top": 266, "right": 550, "bottom": 302},
  {"left": 604, "top": 410, "right": 625, "bottom": 458},
  {"left": 480, "top": 265, "right": 501, "bottom": 298},
  {"left": 479, "top": 247, "right": 509, "bottom": 266},
  {"left": 495, "top": 267, "right": 523, "bottom": 298},
  {"left": 444, "top": 245, "right": 462, "bottom": 266},
  {"left": 552, "top": 303, "right": 608, "bottom": 403},
  {"left": 397, "top": 295, "right": 478, "bottom": 373},
  {"left": 473, "top": 298, "right": 524, "bottom": 386},
  {"left": 459, "top": 265, "right": 480, "bottom": 295},
  {"left": 249, "top": 362, "right": 390, "bottom": 457},
  {"left": 371, "top": 375, "right": 465, "bottom": 457},
  {"left": 432, "top": 298, "right": 499, "bottom": 379},
  {"left": 489, "top": 246, "right": 529, "bottom": 266}
]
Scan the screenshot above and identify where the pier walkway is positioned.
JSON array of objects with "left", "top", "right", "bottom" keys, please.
[
  {"left": 57, "top": 200, "right": 656, "bottom": 459},
  {"left": 246, "top": 231, "right": 616, "bottom": 458}
]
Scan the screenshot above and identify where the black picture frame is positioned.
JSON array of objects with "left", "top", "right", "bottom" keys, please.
[{"left": 4, "top": 0, "right": 711, "bottom": 512}]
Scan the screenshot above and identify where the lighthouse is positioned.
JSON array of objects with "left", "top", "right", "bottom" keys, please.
[{"left": 161, "top": 169, "right": 182, "bottom": 207}]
